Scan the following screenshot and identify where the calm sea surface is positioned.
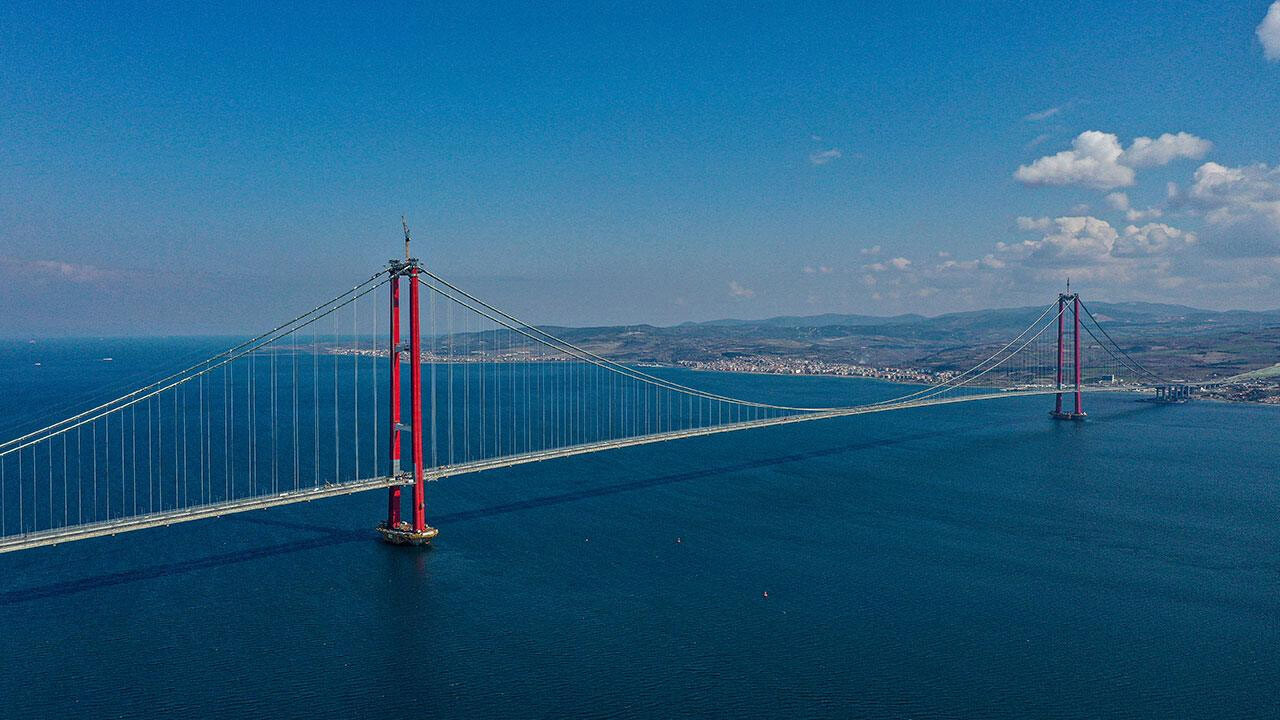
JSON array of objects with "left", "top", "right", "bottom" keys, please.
[{"left": 1, "top": 338, "right": 1277, "bottom": 718}]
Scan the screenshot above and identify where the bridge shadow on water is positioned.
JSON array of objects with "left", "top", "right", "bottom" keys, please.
[{"left": 2, "top": 403, "right": 1162, "bottom": 606}]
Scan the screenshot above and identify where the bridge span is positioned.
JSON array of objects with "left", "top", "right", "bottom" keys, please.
[{"left": 0, "top": 238, "right": 1191, "bottom": 554}]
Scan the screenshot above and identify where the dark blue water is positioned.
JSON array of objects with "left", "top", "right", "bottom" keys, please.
[{"left": 1, "top": 339, "right": 1278, "bottom": 718}]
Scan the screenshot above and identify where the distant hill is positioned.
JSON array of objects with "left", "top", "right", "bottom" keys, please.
[
  {"left": 680, "top": 302, "right": 1280, "bottom": 331},
  {"left": 534, "top": 301, "right": 1280, "bottom": 380},
  {"left": 683, "top": 312, "right": 927, "bottom": 329}
]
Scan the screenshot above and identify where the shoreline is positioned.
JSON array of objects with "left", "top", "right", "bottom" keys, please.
[{"left": 673, "top": 365, "right": 1280, "bottom": 406}]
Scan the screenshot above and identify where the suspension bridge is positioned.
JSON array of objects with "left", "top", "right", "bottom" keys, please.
[{"left": 0, "top": 238, "right": 1201, "bottom": 554}]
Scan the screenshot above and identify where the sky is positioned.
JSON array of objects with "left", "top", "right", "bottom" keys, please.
[{"left": 2, "top": 1, "right": 1280, "bottom": 335}]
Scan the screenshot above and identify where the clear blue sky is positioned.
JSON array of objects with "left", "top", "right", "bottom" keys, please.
[{"left": 2, "top": 1, "right": 1279, "bottom": 335}]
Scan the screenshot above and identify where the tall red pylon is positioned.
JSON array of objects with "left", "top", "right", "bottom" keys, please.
[
  {"left": 386, "top": 264, "right": 402, "bottom": 527},
  {"left": 1052, "top": 288, "right": 1086, "bottom": 421},
  {"left": 1073, "top": 294, "right": 1085, "bottom": 417},
  {"left": 378, "top": 223, "right": 440, "bottom": 545},
  {"left": 1054, "top": 294, "right": 1065, "bottom": 415}
]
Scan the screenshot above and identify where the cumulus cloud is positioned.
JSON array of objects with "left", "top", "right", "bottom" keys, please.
[
  {"left": 1015, "top": 130, "right": 1211, "bottom": 190},
  {"left": 998, "top": 216, "right": 1120, "bottom": 264},
  {"left": 998, "top": 216, "right": 1195, "bottom": 265},
  {"left": 937, "top": 255, "right": 1005, "bottom": 272},
  {"left": 1112, "top": 223, "right": 1197, "bottom": 257},
  {"left": 809, "top": 148, "right": 842, "bottom": 165},
  {"left": 1119, "top": 132, "right": 1212, "bottom": 168},
  {"left": 1259, "top": 1, "right": 1280, "bottom": 61},
  {"left": 1014, "top": 131, "right": 1134, "bottom": 189},
  {"left": 1105, "top": 192, "right": 1131, "bottom": 211},
  {"left": 802, "top": 265, "right": 834, "bottom": 274},
  {"left": 862, "top": 216, "right": 1203, "bottom": 307},
  {"left": 728, "top": 280, "right": 755, "bottom": 299},
  {"left": 1105, "top": 191, "right": 1163, "bottom": 221},
  {"left": 1186, "top": 162, "right": 1280, "bottom": 216},
  {"left": 864, "top": 257, "right": 912, "bottom": 272},
  {"left": 1178, "top": 161, "right": 1280, "bottom": 256},
  {"left": 852, "top": 193, "right": 1275, "bottom": 309}
]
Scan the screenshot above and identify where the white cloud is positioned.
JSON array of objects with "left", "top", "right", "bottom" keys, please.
[
  {"left": 1014, "top": 131, "right": 1134, "bottom": 189},
  {"left": 1113, "top": 223, "right": 1196, "bottom": 257},
  {"left": 809, "top": 148, "right": 842, "bottom": 165},
  {"left": 995, "top": 216, "right": 1195, "bottom": 269},
  {"left": 860, "top": 245, "right": 881, "bottom": 256},
  {"left": 1015, "top": 130, "right": 1211, "bottom": 190},
  {"left": 1024, "top": 106, "right": 1061, "bottom": 122},
  {"left": 864, "top": 257, "right": 912, "bottom": 272},
  {"left": 1187, "top": 162, "right": 1280, "bottom": 212},
  {"left": 1016, "top": 216, "right": 1052, "bottom": 231},
  {"left": 728, "top": 280, "right": 755, "bottom": 299},
  {"left": 999, "top": 216, "right": 1120, "bottom": 264},
  {"left": 853, "top": 210, "right": 1271, "bottom": 309},
  {"left": 802, "top": 265, "right": 834, "bottom": 274},
  {"left": 1105, "top": 192, "right": 1131, "bottom": 211},
  {"left": 1119, "top": 132, "right": 1212, "bottom": 168},
  {"left": 1126, "top": 207, "right": 1163, "bottom": 222},
  {"left": 1259, "top": 1, "right": 1280, "bottom": 61},
  {"left": 1180, "top": 161, "right": 1280, "bottom": 256},
  {"left": 1105, "top": 191, "right": 1163, "bottom": 221}
]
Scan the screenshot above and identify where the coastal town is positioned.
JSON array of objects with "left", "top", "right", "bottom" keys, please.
[
  {"left": 326, "top": 345, "right": 961, "bottom": 385},
  {"left": 324, "top": 344, "right": 1280, "bottom": 405},
  {"left": 1195, "top": 375, "right": 1280, "bottom": 404},
  {"left": 676, "top": 356, "right": 960, "bottom": 386}
]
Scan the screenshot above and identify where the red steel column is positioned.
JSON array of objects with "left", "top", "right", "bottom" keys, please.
[
  {"left": 409, "top": 265, "right": 426, "bottom": 533},
  {"left": 387, "top": 270, "right": 402, "bottom": 527},
  {"left": 1055, "top": 295, "right": 1065, "bottom": 414},
  {"left": 1073, "top": 295, "right": 1083, "bottom": 415}
]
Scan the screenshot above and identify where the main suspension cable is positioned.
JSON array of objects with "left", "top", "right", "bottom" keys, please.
[
  {"left": 1077, "top": 300, "right": 1171, "bottom": 384},
  {"left": 1, "top": 272, "right": 393, "bottom": 458},
  {"left": 416, "top": 273, "right": 826, "bottom": 412}
]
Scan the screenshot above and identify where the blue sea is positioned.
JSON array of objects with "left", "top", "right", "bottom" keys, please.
[{"left": 1, "top": 338, "right": 1277, "bottom": 718}]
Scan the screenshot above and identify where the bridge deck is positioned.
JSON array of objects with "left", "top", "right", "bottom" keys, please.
[{"left": 0, "top": 386, "right": 1128, "bottom": 554}]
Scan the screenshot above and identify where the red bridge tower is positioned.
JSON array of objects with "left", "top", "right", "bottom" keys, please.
[
  {"left": 1052, "top": 290, "right": 1087, "bottom": 421},
  {"left": 378, "top": 223, "right": 439, "bottom": 545}
]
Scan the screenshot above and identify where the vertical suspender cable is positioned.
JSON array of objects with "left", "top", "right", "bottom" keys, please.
[
  {"left": 333, "top": 311, "right": 339, "bottom": 484},
  {"left": 292, "top": 328, "right": 299, "bottom": 490}
]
